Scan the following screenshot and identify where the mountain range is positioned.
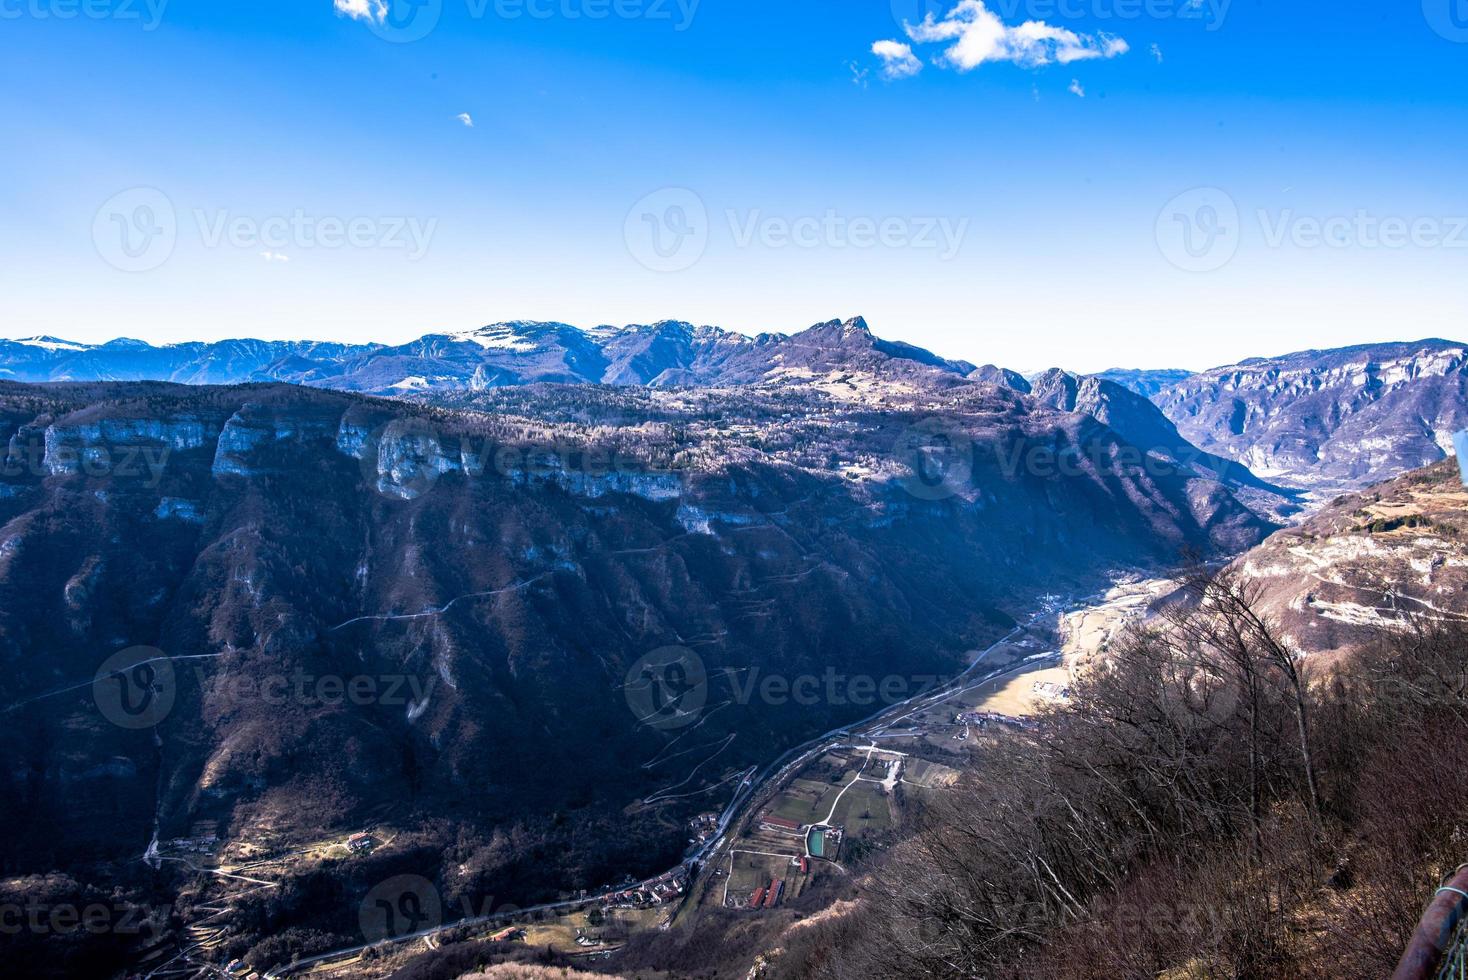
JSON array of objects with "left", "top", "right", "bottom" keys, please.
[
  {"left": 0, "top": 318, "right": 976, "bottom": 396},
  {"left": 4, "top": 322, "right": 1463, "bottom": 495},
  {"left": 1153, "top": 339, "right": 1468, "bottom": 493},
  {"left": 0, "top": 365, "right": 1271, "bottom": 958},
  {"left": 2, "top": 316, "right": 1466, "bottom": 977}
]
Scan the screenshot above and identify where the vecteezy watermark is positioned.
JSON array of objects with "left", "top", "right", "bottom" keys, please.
[
  {"left": 625, "top": 187, "right": 970, "bottom": 273},
  {"left": 726, "top": 668, "right": 942, "bottom": 709},
  {"left": 1256, "top": 210, "right": 1468, "bottom": 251},
  {"left": 1081, "top": 898, "right": 1226, "bottom": 941},
  {"left": 1424, "top": 0, "right": 1468, "bottom": 43},
  {"left": 92, "top": 647, "right": 176, "bottom": 730},
  {"left": 194, "top": 209, "right": 436, "bottom": 259},
  {"left": 0, "top": 0, "right": 168, "bottom": 30},
  {"left": 478, "top": 0, "right": 699, "bottom": 28},
  {"left": 354, "top": 418, "right": 688, "bottom": 501},
  {"left": 360, "top": 418, "right": 451, "bottom": 501},
  {"left": 194, "top": 668, "right": 437, "bottom": 711},
  {"left": 0, "top": 899, "right": 172, "bottom": 938},
  {"left": 333, "top": 0, "right": 442, "bottom": 42},
  {"left": 1155, "top": 187, "right": 1240, "bottom": 273},
  {"left": 625, "top": 188, "right": 709, "bottom": 273},
  {"left": 3, "top": 435, "right": 171, "bottom": 487},
  {"left": 91, "top": 645, "right": 440, "bottom": 727},
  {"left": 1158, "top": 187, "right": 1468, "bottom": 272},
  {"left": 624, "top": 643, "right": 948, "bottom": 732},
  {"left": 93, "top": 188, "right": 178, "bottom": 273},
  {"left": 360, "top": 875, "right": 443, "bottom": 943},
  {"left": 892, "top": 0, "right": 1232, "bottom": 31},
  {"left": 892, "top": 418, "right": 975, "bottom": 501},
  {"left": 625, "top": 646, "right": 709, "bottom": 731},
  {"left": 891, "top": 418, "right": 1238, "bottom": 501},
  {"left": 1365, "top": 669, "right": 1468, "bottom": 710},
  {"left": 1454, "top": 430, "right": 1468, "bottom": 486},
  {"left": 334, "top": 0, "right": 699, "bottom": 43},
  {"left": 93, "top": 187, "right": 437, "bottom": 272}
]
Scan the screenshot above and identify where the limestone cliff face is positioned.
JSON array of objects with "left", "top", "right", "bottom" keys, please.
[
  {"left": 0, "top": 379, "right": 1271, "bottom": 903},
  {"left": 1153, "top": 340, "right": 1468, "bottom": 493}
]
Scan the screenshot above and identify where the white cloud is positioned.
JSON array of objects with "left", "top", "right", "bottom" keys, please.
[
  {"left": 1151, "top": 43, "right": 1164, "bottom": 63},
  {"left": 901, "top": 1, "right": 1129, "bottom": 71},
  {"left": 1068, "top": 79, "right": 1086, "bottom": 98},
  {"left": 457, "top": 112, "right": 475, "bottom": 128},
  {"left": 334, "top": 0, "right": 386, "bottom": 24},
  {"left": 872, "top": 40, "right": 923, "bottom": 80},
  {"left": 259, "top": 251, "right": 290, "bottom": 263}
]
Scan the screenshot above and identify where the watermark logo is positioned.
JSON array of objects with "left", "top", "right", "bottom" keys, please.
[
  {"left": 477, "top": 0, "right": 700, "bottom": 29},
  {"left": 626, "top": 187, "right": 970, "bottom": 273},
  {"left": 727, "top": 667, "right": 941, "bottom": 708},
  {"left": 0, "top": 899, "right": 171, "bottom": 938},
  {"left": 93, "top": 646, "right": 175, "bottom": 730},
  {"left": 893, "top": 419, "right": 974, "bottom": 501},
  {"left": 1156, "top": 187, "right": 1239, "bottom": 273},
  {"left": 1158, "top": 187, "right": 1468, "bottom": 272},
  {"left": 93, "top": 188, "right": 177, "bottom": 273},
  {"left": 93, "top": 187, "right": 437, "bottom": 272},
  {"left": 1257, "top": 210, "right": 1468, "bottom": 251},
  {"left": 893, "top": 0, "right": 1232, "bottom": 32},
  {"left": 0, "top": 0, "right": 169, "bottom": 30},
  {"left": 337, "top": 0, "right": 699, "bottom": 43},
  {"left": 335, "top": 0, "right": 443, "bottom": 43},
  {"left": 194, "top": 208, "right": 436, "bottom": 259},
  {"left": 625, "top": 646, "right": 708, "bottom": 731},
  {"left": 890, "top": 0, "right": 949, "bottom": 30},
  {"left": 1424, "top": 0, "right": 1468, "bottom": 42},
  {"left": 359, "top": 418, "right": 447, "bottom": 500},
  {"left": 3, "top": 435, "right": 171, "bottom": 486},
  {"left": 625, "top": 188, "right": 709, "bottom": 273},
  {"left": 195, "top": 667, "right": 437, "bottom": 710},
  {"left": 360, "top": 875, "right": 443, "bottom": 942},
  {"left": 1454, "top": 430, "right": 1468, "bottom": 486}
]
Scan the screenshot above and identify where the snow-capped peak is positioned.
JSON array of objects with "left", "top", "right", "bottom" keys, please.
[
  {"left": 12, "top": 336, "right": 92, "bottom": 352},
  {"left": 447, "top": 324, "right": 544, "bottom": 352}
]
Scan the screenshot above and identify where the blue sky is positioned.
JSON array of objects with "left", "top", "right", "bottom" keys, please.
[{"left": 2, "top": 0, "right": 1466, "bottom": 372}]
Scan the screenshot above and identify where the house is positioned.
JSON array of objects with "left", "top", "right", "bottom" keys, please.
[
  {"left": 749, "top": 887, "right": 767, "bottom": 909},
  {"left": 764, "top": 880, "right": 784, "bottom": 909},
  {"left": 347, "top": 833, "right": 375, "bottom": 854},
  {"left": 490, "top": 927, "right": 523, "bottom": 943}
]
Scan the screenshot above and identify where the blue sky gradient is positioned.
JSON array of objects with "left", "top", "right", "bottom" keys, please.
[{"left": 3, "top": 0, "right": 1466, "bottom": 371}]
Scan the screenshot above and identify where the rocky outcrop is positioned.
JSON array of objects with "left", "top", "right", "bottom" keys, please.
[
  {"left": 1153, "top": 340, "right": 1468, "bottom": 493},
  {"left": 1229, "top": 459, "right": 1468, "bottom": 658}
]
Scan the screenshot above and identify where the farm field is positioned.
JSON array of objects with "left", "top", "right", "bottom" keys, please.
[
  {"left": 830, "top": 780, "right": 893, "bottom": 838},
  {"left": 767, "top": 776, "right": 853, "bottom": 826},
  {"left": 902, "top": 758, "right": 960, "bottom": 790}
]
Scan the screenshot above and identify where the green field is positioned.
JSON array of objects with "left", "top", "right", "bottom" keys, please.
[
  {"left": 831, "top": 780, "right": 893, "bottom": 837},
  {"left": 726, "top": 851, "right": 803, "bottom": 907},
  {"left": 767, "top": 776, "right": 853, "bottom": 824}
]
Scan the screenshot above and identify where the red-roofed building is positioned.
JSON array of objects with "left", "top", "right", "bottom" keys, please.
[
  {"left": 761, "top": 816, "right": 802, "bottom": 832},
  {"left": 764, "top": 880, "right": 784, "bottom": 908},
  {"left": 749, "top": 887, "right": 766, "bottom": 909}
]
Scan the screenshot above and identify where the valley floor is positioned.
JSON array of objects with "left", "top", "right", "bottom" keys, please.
[{"left": 220, "top": 572, "right": 1189, "bottom": 980}]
